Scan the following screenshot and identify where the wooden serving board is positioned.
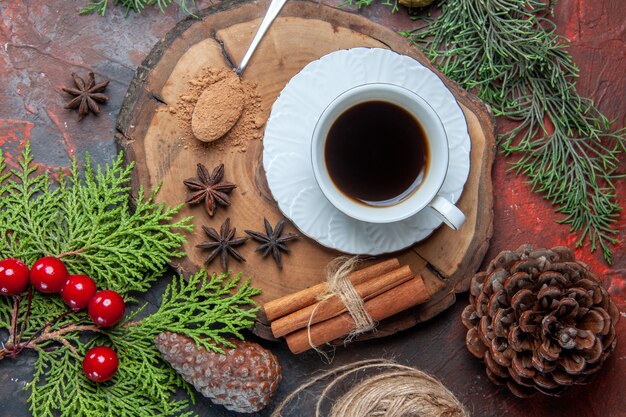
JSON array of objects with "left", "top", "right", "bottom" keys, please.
[{"left": 115, "top": 0, "right": 496, "bottom": 340}]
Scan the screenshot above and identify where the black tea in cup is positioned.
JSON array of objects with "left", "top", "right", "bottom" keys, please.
[{"left": 324, "top": 100, "right": 429, "bottom": 206}]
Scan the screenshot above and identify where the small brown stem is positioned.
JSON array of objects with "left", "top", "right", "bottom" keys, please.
[
  {"left": 51, "top": 337, "right": 78, "bottom": 356},
  {"left": 36, "top": 324, "right": 102, "bottom": 345},
  {"left": 56, "top": 248, "right": 86, "bottom": 258},
  {"left": 9, "top": 295, "right": 20, "bottom": 356},
  {"left": 16, "top": 310, "right": 72, "bottom": 356},
  {"left": 1, "top": 315, "right": 101, "bottom": 360},
  {"left": 15, "top": 287, "right": 33, "bottom": 349}
]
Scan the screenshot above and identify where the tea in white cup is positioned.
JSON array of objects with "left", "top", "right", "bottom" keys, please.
[{"left": 311, "top": 83, "right": 465, "bottom": 229}]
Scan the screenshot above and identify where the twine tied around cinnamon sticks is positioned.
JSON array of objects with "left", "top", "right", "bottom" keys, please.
[
  {"left": 263, "top": 257, "right": 431, "bottom": 354},
  {"left": 312, "top": 257, "right": 376, "bottom": 343}
]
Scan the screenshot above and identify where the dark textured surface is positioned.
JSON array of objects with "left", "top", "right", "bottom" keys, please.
[{"left": 0, "top": 1, "right": 624, "bottom": 416}]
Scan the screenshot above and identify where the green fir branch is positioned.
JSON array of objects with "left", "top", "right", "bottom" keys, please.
[
  {"left": 0, "top": 146, "right": 193, "bottom": 294},
  {"left": 340, "top": 0, "right": 400, "bottom": 12},
  {"left": 128, "top": 270, "right": 261, "bottom": 354},
  {"left": 29, "top": 346, "right": 195, "bottom": 417},
  {"left": 0, "top": 299, "right": 10, "bottom": 331},
  {"left": 80, "top": 0, "right": 198, "bottom": 17},
  {"left": 0, "top": 145, "right": 260, "bottom": 417},
  {"left": 1, "top": 149, "right": 63, "bottom": 260},
  {"left": 403, "top": 0, "right": 626, "bottom": 263}
]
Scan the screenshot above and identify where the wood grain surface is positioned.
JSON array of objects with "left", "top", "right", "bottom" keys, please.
[
  {"left": 115, "top": 0, "right": 496, "bottom": 340},
  {"left": 0, "top": 1, "right": 624, "bottom": 416}
]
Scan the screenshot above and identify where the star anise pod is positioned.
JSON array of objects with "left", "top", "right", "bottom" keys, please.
[
  {"left": 245, "top": 218, "right": 299, "bottom": 269},
  {"left": 62, "top": 72, "right": 109, "bottom": 121},
  {"left": 183, "top": 163, "right": 236, "bottom": 217},
  {"left": 197, "top": 218, "right": 247, "bottom": 272}
]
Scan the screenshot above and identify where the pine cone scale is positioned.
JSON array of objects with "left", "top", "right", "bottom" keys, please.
[
  {"left": 465, "top": 326, "right": 487, "bottom": 358},
  {"left": 462, "top": 245, "right": 619, "bottom": 397},
  {"left": 537, "top": 338, "right": 560, "bottom": 363},
  {"left": 511, "top": 354, "right": 535, "bottom": 379},
  {"left": 485, "top": 351, "right": 509, "bottom": 378},
  {"left": 479, "top": 316, "right": 494, "bottom": 347},
  {"left": 511, "top": 288, "right": 534, "bottom": 313},
  {"left": 508, "top": 367, "right": 533, "bottom": 388},
  {"left": 492, "top": 307, "right": 512, "bottom": 337},
  {"left": 551, "top": 368, "right": 575, "bottom": 385},
  {"left": 533, "top": 372, "right": 560, "bottom": 390}
]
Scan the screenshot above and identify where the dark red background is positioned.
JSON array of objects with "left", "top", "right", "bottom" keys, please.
[{"left": 0, "top": 1, "right": 624, "bottom": 416}]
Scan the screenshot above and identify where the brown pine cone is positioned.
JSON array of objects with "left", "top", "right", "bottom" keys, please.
[
  {"left": 155, "top": 332, "right": 281, "bottom": 413},
  {"left": 461, "top": 245, "right": 619, "bottom": 398}
]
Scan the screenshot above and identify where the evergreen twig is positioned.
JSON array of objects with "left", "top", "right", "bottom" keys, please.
[
  {"left": 400, "top": 0, "right": 625, "bottom": 263},
  {"left": 81, "top": 0, "right": 198, "bottom": 17},
  {"left": 0, "top": 145, "right": 260, "bottom": 417},
  {"left": 341, "top": 0, "right": 400, "bottom": 12}
]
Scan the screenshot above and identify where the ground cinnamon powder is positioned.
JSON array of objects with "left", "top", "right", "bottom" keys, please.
[
  {"left": 171, "top": 67, "right": 264, "bottom": 152},
  {"left": 192, "top": 75, "right": 244, "bottom": 142}
]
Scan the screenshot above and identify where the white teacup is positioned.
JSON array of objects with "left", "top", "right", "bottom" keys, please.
[{"left": 311, "top": 83, "right": 465, "bottom": 229}]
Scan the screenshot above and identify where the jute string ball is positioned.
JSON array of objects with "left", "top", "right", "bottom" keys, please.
[{"left": 272, "top": 359, "right": 469, "bottom": 417}]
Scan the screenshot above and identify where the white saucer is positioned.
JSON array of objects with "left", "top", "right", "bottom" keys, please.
[{"left": 262, "top": 48, "right": 471, "bottom": 255}]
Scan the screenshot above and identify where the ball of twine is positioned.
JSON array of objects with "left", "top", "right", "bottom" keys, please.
[{"left": 272, "top": 359, "right": 469, "bottom": 417}]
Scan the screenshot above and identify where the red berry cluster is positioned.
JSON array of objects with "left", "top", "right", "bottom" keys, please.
[{"left": 0, "top": 257, "right": 123, "bottom": 382}]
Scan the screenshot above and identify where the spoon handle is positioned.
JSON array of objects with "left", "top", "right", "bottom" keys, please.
[{"left": 236, "top": 0, "right": 289, "bottom": 76}]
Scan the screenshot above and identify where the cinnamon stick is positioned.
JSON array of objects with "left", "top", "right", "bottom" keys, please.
[
  {"left": 262, "top": 258, "right": 400, "bottom": 321},
  {"left": 285, "top": 275, "right": 430, "bottom": 354},
  {"left": 271, "top": 265, "right": 413, "bottom": 338}
]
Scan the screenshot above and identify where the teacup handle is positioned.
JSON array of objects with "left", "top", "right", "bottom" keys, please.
[{"left": 428, "top": 195, "right": 466, "bottom": 230}]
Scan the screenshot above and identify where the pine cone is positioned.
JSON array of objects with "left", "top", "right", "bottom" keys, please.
[
  {"left": 461, "top": 245, "right": 619, "bottom": 398},
  {"left": 155, "top": 332, "right": 281, "bottom": 413}
]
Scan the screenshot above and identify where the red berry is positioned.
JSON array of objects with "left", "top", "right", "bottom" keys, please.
[
  {"left": 30, "top": 257, "right": 68, "bottom": 293},
  {"left": 61, "top": 275, "right": 97, "bottom": 311},
  {"left": 88, "top": 290, "right": 125, "bottom": 327},
  {"left": 0, "top": 258, "right": 30, "bottom": 296},
  {"left": 82, "top": 346, "right": 119, "bottom": 382}
]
